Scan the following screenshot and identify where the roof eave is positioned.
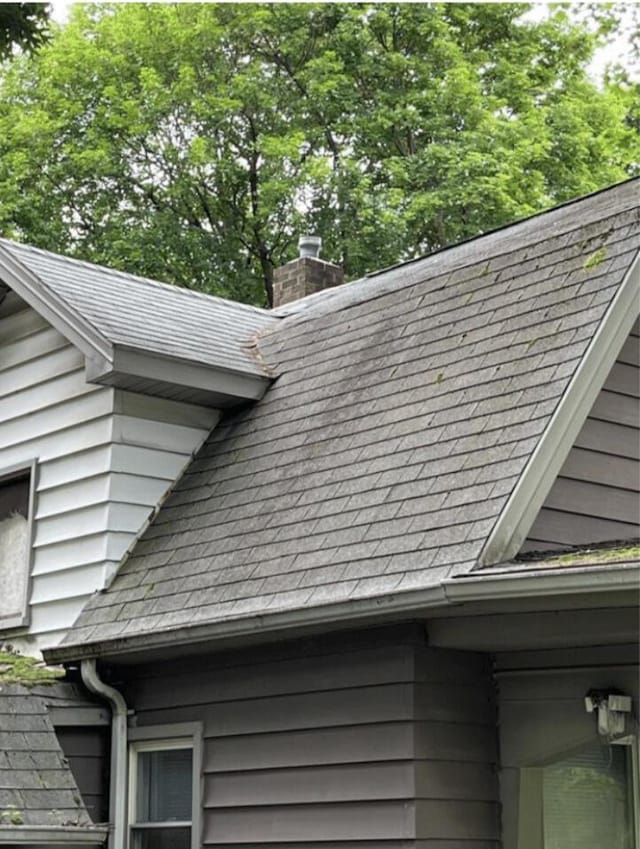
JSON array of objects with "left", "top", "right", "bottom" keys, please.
[
  {"left": 86, "top": 343, "right": 271, "bottom": 407},
  {"left": 480, "top": 246, "right": 640, "bottom": 566},
  {"left": 44, "top": 562, "right": 639, "bottom": 664}
]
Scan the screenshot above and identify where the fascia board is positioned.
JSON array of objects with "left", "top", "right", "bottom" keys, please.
[
  {"left": 0, "top": 244, "right": 113, "bottom": 363},
  {"left": 480, "top": 247, "right": 640, "bottom": 566},
  {"left": 86, "top": 344, "right": 270, "bottom": 402}
]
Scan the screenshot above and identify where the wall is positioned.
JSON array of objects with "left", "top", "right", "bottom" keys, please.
[
  {"left": 117, "top": 625, "right": 499, "bottom": 848},
  {"left": 522, "top": 321, "right": 639, "bottom": 552},
  {"left": 0, "top": 292, "right": 219, "bottom": 649},
  {"left": 56, "top": 726, "right": 110, "bottom": 823}
]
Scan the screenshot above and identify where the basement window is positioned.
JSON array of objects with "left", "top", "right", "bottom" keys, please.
[
  {"left": 128, "top": 725, "right": 201, "bottom": 849},
  {"left": 0, "top": 464, "right": 34, "bottom": 629}
]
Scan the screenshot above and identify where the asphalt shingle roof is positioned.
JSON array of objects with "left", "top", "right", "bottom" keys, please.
[
  {"left": 0, "top": 239, "right": 276, "bottom": 377},
  {"left": 0, "top": 684, "right": 95, "bottom": 829},
  {"left": 62, "top": 180, "right": 640, "bottom": 651}
]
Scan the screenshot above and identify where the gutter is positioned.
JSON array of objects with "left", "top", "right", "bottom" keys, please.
[
  {"left": 0, "top": 825, "right": 108, "bottom": 845},
  {"left": 442, "top": 561, "right": 640, "bottom": 602},
  {"left": 45, "top": 561, "right": 640, "bottom": 664},
  {"left": 81, "top": 660, "right": 128, "bottom": 849}
]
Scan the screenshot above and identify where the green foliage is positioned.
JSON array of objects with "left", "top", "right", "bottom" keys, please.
[
  {"left": 0, "top": 3, "right": 49, "bottom": 58},
  {"left": 0, "top": 648, "right": 64, "bottom": 685},
  {"left": 0, "top": 3, "right": 638, "bottom": 305}
]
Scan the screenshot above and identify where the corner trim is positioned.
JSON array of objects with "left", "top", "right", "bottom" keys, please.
[{"left": 480, "top": 247, "right": 640, "bottom": 565}]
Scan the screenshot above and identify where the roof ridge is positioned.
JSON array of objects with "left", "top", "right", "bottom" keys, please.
[
  {"left": 274, "top": 177, "right": 640, "bottom": 322},
  {"left": 366, "top": 175, "right": 640, "bottom": 281},
  {"left": 0, "top": 238, "right": 274, "bottom": 319}
]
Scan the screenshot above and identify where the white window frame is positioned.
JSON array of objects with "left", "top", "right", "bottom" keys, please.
[
  {"left": 127, "top": 723, "right": 202, "bottom": 849},
  {"left": 0, "top": 459, "right": 37, "bottom": 630}
]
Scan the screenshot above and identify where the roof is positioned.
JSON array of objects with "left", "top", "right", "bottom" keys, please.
[
  {"left": 0, "top": 238, "right": 275, "bottom": 379},
  {"left": 0, "top": 683, "right": 106, "bottom": 845},
  {"left": 51, "top": 179, "right": 640, "bottom": 659}
]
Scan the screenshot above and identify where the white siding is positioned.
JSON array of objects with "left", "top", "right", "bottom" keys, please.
[{"left": 0, "top": 295, "right": 219, "bottom": 649}]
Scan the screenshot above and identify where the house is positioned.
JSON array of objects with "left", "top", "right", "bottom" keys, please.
[{"left": 1, "top": 178, "right": 638, "bottom": 848}]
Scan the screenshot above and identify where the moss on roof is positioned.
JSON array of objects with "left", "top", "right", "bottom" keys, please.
[
  {"left": 517, "top": 542, "right": 640, "bottom": 569},
  {"left": 0, "top": 649, "right": 64, "bottom": 685}
]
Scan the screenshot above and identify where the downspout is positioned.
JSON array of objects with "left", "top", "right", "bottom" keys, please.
[{"left": 81, "top": 658, "right": 128, "bottom": 849}]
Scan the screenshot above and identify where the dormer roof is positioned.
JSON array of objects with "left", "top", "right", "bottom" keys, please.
[{"left": 0, "top": 240, "right": 276, "bottom": 407}]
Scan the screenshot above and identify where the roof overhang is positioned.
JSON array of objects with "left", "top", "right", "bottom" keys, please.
[
  {"left": 86, "top": 344, "right": 270, "bottom": 407},
  {"left": 480, "top": 246, "right": 640, "bottom": 565},
  {"left": 0, "top": 243, "right": 272, "bottom": 408},
  {"left": 45, "top": 561, "right": 640, "bottom": 665}
]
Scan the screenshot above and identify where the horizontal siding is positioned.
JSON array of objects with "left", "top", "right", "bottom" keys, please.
[
  {"left": 414, "top": 647, "right": 499, "bottom": 846},
  {"left": 522, "top": 325, "right": 639, "bottom": 553},
  {"left": 122, "top": 627, "right": 499, "bottom": 847},
  {"left": 55, "top": 727, "right": 109, "bottom": 824},
  {"left": 0, "top": 295, "right": 219, "bottom": 648}
]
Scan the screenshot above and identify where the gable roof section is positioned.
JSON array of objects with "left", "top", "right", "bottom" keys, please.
[
  {"left": 52, "top": 180, "right": 640, "bottom": 660},
  {"left": 0, "top": 239, "right": 276, "bottom": 405},
  {"left": 0, "top": 683, "right": 107, "bottom": 845}
]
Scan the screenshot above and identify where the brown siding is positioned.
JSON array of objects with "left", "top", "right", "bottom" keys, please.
[
  {"left": 522, "top": 324, "right": 639, "bottom": 553},
  {"left": 414, "top": 647, "right": 500, "bottom": 846},
  {"left": 55, "top": 726, "right": 110, "bottom": 823},
  {"left": 117, "top": 626, "right": 499, "bottom": 847}
]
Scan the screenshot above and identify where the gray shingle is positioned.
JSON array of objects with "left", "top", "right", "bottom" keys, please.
[
  {"left": 0, "top": 685, "right": 97, "bottom": 828},
  {"left": 0, "top": 238, "right": 275, "bottom": 378},
  {"left": 62, "top": 179, "right": 640, "bottom": 651}
]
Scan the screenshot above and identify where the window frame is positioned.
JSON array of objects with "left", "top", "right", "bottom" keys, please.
[
  {"left": 127, "top": 722, "right": 202, "bottom": 849},
  {"left": 0, "top": 459, "right": 37, "bottom": 630}
]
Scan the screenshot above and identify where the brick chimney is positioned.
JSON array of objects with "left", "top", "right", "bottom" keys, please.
[{"left": 272, "top": 236, "right": 344, "bottom": 308}]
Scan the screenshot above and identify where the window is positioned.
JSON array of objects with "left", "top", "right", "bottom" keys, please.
[
  {"left": 128, "top": 724, "right": 201, "bottom": 849},
  {"left": 518, "top": 739, "right": 639, "bottom": 849},
  {"left": 0, "top": 462, "right": 35, "bottom": 629}
]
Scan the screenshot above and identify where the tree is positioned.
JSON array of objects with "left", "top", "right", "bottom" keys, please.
[
  {"left": 0, "top": 3, "right": 49, "bottom": 58},
  {"left": 0, "top": 3, "right": 638, "bottom": 305}
]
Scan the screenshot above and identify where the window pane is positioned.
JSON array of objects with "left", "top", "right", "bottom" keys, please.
[
  {"left": 542, "top": 743, "right": 634, "bottom": 849},
  {"left": 132, "top": 827, "right": 191, "bottom": 849},
  {"left": 136, "top": 748, "right": 192, "bottom": 822}
]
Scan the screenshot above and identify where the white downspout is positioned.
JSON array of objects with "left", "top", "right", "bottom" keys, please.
[{"left": 81, "top": 658, "right": 128, "bottom": 849}]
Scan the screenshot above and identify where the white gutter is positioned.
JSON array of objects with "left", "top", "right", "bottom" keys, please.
[
  {"left": 46, "top": 562, "right": 639, "bottom": 663},
  {"left": 442, "top": 562, "right": 640, "bottom": 602},
  {"left": 481, "top": 248, "right": 640, "bottom": 566},
  {"left": 81, "top": 660, "right": 128, "bottom": 849}
]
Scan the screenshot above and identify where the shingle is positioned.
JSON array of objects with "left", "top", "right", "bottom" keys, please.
[
  {"left": 0, "top": 239, "right": 275, "bottom": 378},
  {"left": 60, "top": 179, "right": 640, "bottom": 651},
  {"left": 0, "top": 685, "right": 95, "bottom": 828}
]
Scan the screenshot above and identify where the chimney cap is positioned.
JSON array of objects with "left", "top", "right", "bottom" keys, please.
[{"left": 298, "top": 235, "right": 321, "bottom": 259}]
